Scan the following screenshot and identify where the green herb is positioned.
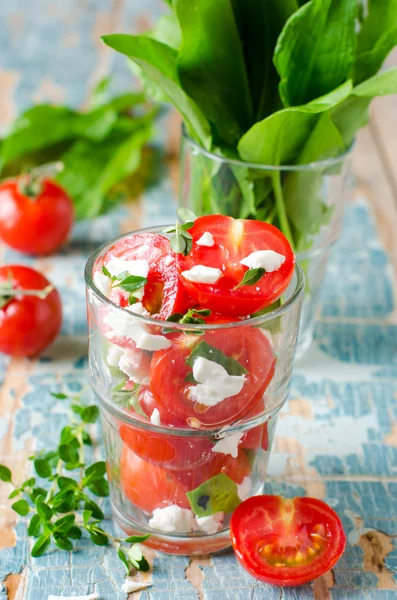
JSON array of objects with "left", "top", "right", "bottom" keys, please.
[
  {"left": 235, "top": 268, "right": 266, "bottom": 289},
  {"left": 0, "top": 390, "right": 150, "bottom": 572},
  {"left": 186, "top": 340, "right": 248, "bottom": 379},
  {"left": 111, "top": 381, "right": 147, "bottom": 417},
  {"left": 0, "top": 274, "right": 54, "bottom": 309},
  {"left": 103, "top": 1, "right": 397, "bottom": 251},
  {"left": 101, "top": 266, "right": 147, "bottom": 304},
  {"left": 187, "top": 473, "right": 241, "bottom": 517},
  {"left": 0, "top": 77, "right": 158, "bottom": 220}
]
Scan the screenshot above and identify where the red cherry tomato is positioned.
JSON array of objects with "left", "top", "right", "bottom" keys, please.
[
  {"left": 150, "top": 326, "right": 275, "bottom": 428},
  {"left": 177, "top": 215, "right": 295, "bottom": 316},
  {"left": 100, "top": 233, "right": 191, "bottom": 318},
  {"left": 0, "top": 265, "right": 62, "bottom": 357},
  {"left": 231, "top": 495, "right": 346, "bottom": 586},
  {"left": 120, "top": 445, "right": 190, "bottom": 512},
  {"left": 0, "top": 178, "right": 74, "bottom": 256}
]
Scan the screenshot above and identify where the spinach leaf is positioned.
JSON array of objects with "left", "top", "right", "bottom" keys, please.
[
  {"left": 354, "top": 0, "right": 397, "bottom": 84},
  {"left": 274, "top": 0, "right": 357, "bottom": 107},
  {"left": 174, "top": 0, "right": 252, "bottom": 144},
  {"left": 352, "top": 66, "right": 397, "bottom": 97},
  {"left": 231, "top": 0, "right": 297, "bottom": 121},
  {"left": 237, "top": 81, "right": 352, "bottom": 165},
  {"left": 102, "top": 34, "right": 211, "bottom": 150}
]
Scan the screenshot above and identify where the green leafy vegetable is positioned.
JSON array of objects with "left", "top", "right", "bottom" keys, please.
[
  {"left": 0, "top": 390, "right": 150, "bottom": 571},
  {"left": 187, "top": 473, "right": 241, "bottom": 516},
  {"left": 186, "top": 340, "right": 248, "bottom": 378},
  {"left": 104, "top": 0, "right": 397, "bottom": 253},
  {"left": 235, "top": 268, "right": 266, "bottom": 289}
]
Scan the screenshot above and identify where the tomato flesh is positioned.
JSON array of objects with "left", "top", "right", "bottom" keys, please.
[
  {"left": 0, "top": 265, "right": 62, "bottom": 357},
  {"left": 177, "top": 215, "right": 295, "bottom": 316},
  {"left": 231, "top": 495, "right": 346, "bottom": 586},
  {"left": 149, "top": 327, "right": 275, "bottom": 428},
  {"left": 0, "top": 179, "right": 74, "bottom": 255}
]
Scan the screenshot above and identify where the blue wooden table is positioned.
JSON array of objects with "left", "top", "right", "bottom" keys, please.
[{"left": 1, "top": 2, "right": 397, "bottom": 598}]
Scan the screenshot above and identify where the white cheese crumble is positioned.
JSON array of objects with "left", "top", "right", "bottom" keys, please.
[
  {"left": 237, "top": 476, "right": 252, "bottom": 501},
  {"left": 149, "top": 505, "right": 197, "bottom": 533},
  {"left": 48, "top": 595, "right": 99, "bottom": 600},
  {"left": 94, "top": 271, "right": 111, "bottom": 297},
  {"left": 240, "top": 250, "right": 285, "bottom": 272},
  {"left": 211, "top": 430, "right": 245, "bottom": 458},
  {"left": 136, "top": 332, "right": 172, "bottom": 351},
  {"left": 181, "top": 265, "right": 222, "bottom": 284},
  {"left": 196, "top": 512, "right": 224, "bottom": 534},
  {"left": 188, "top": 357, "right": 246, "bottom": 408},
  {"left": 196, "top": 232, "right": 215, "bottom": 247},
  {"left": 105, "top": 256, "right": 149, "bottom": 279},
  {"left": 164, "top": 255, "right": 174, "bottom": 267},
  {"left": 150, "top": 408, "right": 161, "bottom": 426},
  {"left": 118, "top": 349, "right": 149, "bottom": 383},
  {"left": 107, "top": 344, "right": 123, "bottom": 368},
  {"left": 121, "top": 580, "right": 152, "bottom": 594},
  {"left": 126, "top": 302, "right": 150, "bottom": 317}
]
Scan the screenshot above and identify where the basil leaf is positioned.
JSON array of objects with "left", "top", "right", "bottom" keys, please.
[
  {"left": 116, "top": 275, "right": 147, "bottom": 293},
  {"left": 102, "top": 35, "right": 212, "bottom": 150},
  {"left": 177, "top": 207, "right": 196, "bottom": 222},
  {"left": 125, "top": 533, "right": 151, "bottom": 543},
  {"left": 186, "top": 340, "right": 248, "bottom": 376},
  {"left": 235, "top": 268, "right": 266, "bottom": 289},
  {"left": 187, "top": 473, "right": 241, "bottom": 517}
]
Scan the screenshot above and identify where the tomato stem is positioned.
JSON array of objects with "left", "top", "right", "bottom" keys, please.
[
  {"left": 0, "top": 283, "right": 54, "bottom": 309},
  {"left": 18, "top": 162, "right": 64, "bottom": 199}
]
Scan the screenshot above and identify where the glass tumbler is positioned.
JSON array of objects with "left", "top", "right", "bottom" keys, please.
[
  {"left": 85, "top": 227, "right": 304, "bottom": 555},
  {"left": 179, "top": 130, "right": 352, "bottom": 358}
]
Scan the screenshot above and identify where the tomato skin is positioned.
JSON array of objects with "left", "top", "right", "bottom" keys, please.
[
  {"left": 150, "top": 327, "right": 275, "bottom": 428},
  {"left": 231, "top": 495, "right": 346, "bottom": 586},
  {"left": 0, "top": 265, "right": 62, "bottom": 357},
  {"left": 177, "top": 215, "right": 295, "bottom": 316},
  {"left": 120, "top": 445, "right": 190, "bottom": 512},
  {"left": 0, "top": 179, "right": 74, "bottom": 255}
]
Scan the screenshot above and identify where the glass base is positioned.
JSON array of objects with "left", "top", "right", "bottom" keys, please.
[{"left": 112, "top": 501, "right": 233, "bottom": 555}]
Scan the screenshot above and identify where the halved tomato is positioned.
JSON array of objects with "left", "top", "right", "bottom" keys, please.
[
  {"left": 149, "top": 326, "right": 275, "bottom": 428},
  {"left": 177, "top": 215, "right": 295, "bottom": 316},
  {"left": 231, "top": 495, "right": 346, "bottom": 586},
  {"left": 120, "top": 446, "right": 190, "bottom": 512}
]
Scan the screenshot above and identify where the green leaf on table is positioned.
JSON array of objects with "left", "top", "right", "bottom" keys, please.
[
  {"left": 186, "top": 340, "right": 247, "bottom": 376},
  {"left": 124, "top": 533, "right": 151, "bottom": 544},
  {"left": 83, "top": 510, "right": 93, "bottom": 527},
  {"left": 174, "top": 0, "right": 252, "bottom": 144},
  {"left": 274, "top": 0, "right": 356, "bottom": 107},
  {"left": 0, "top": 465, "right": 12, "bottom": 482},
  {"left": 34, "top": 458, "right": 52, "bottom": 479},
  {"left": 187, "top": 473, "right": 241, "bottom": 517},
  {"left": 68, "top": 526, "right": 82, "bottom": 540},
  {"left": 81, "top": 405, "right": 100, "bottom": 424},
  {"left": 11, "top": 499, "right": 30, "bottom": 516},
  {"left": 53, "top": 534, "right": 73, "bottom": 552},
  {"left": 83, "top": 500, "right": 104, "bottom": 520},
  {"left": 50, "top": 392, "right": 68, "bottom": 400},
  {"left": 235, "top": 268, "right": 266, "bottom": 289},
  {"left": 238, "top": 81, "right": 352, "bottom": 165},
  {"left": 102, "top": 34, "right": 212, "bottom": 150},
  {"left": 28, "top": 514, "right": 42, "bottom": 537},
  {"left": 118, "top": 548, "right": 130, "bottom": 572},
  {"left": 36, "top": 501, "right": 53, "bottom": 522},
  {"left": 87, "top": 478, "right": 109, "bottom": 497},
  {"left": 84, "top": 461, "right": 107, "bottom": 482},
  {"left": 57, "top": 476, "right": 79, "bottom": 491},
  {"left": 60, "top": 426, "right": 76, "bottom": 445},
  {"left": 54, "top": 514, "right": 75, "bottom": 533},
  {"left": 9, "top": 489, "right": 21, "bottom": 499},
  {"left": 352, "top": 66, "right": 397, "bottom": 97},
  {"left": 21, "top": 477, "right": 36, "bottom": 490},
  {"left": 31, "top": 534, "right": 51, "bottom": 557},
  {"left": 89, "top": 529, "right": 108, "bottom": 546},
  {"left": 51, "top": 490, "right": 76, "bottom": 513},
  {"left": 354, "top": 0, "right": 397, "bottom": 84},
  {"left": 59, "top": 439, "right": 80, "bottom": 464}
]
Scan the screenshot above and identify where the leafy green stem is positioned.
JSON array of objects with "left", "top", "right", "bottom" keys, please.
[{"left": 271, "top": 170, "right": 294, "bottom": 250}]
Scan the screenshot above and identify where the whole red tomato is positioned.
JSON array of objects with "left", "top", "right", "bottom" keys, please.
[
  {"left": 0, "top": 265, "right": 62, "bottom": 357},
  {"left": 0, "top": 177, "right": 74, "bottom": 255}
]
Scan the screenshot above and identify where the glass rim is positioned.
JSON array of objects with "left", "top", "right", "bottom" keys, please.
[
  {"left": 84, "top": 225, "right": 305, "bottom": 332},
  {"left": 182, "top": 126, "right": 354, "bottom": 172}
]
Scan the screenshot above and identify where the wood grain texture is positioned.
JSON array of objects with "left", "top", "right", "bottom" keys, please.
[{"left": 0, "top": 1, "right": 397, "bottom": 598}]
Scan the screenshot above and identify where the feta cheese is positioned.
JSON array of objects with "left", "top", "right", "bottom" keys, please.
[
  {"left": 107, "top": 344, "right": 123, "bottom": 367},
  {"left": 164, "top": 255, "right": 174, "bottom": 267},
  {"left": 237, "top": 476, "right": 252, "bottom": 501},
  {"left": 149, "top": 505, "right": 197, "bottom": 533},
  {"left": 196, "top": 232, "right": 215, "bottom": 247},
  {"left": 105, "top": 256, "right": 149, "bottom": 279},
  {"left": 211, "top": 430, "right": 245, "bottom": 458},
  {"left": 121, "top": 580, "right": 152, "bottom": 594},
  {"left": 118, "top": 349, "right": 150, "bottom": 383},
  {"left": 136, "top": 332, "right": 172, "bottom": 351},
  {"left": 126, "top": 301, "right": 150, "bottom": 317},
  {"left": 94, "top": 271, "right": 111, "bottom": 297},
  {"left": 182, "top": 265, "right": 222, "bottom": 284},
  {"left": 188, "top": 357, "right": 246, "bottom": 407},
  {"left": 196, "top": 512, "right": 224, "bottom": 534},
  {"left": 103, "top": 309, "right": 145, "bottom": 342},
  {"left": 48, "top": 595, "right": 99, "bottom": 600},
  {"left": 240, "top": 250, "right": 285, "bottom": 272},
  {"left": 150, "top": 408, "right": 161, "bottom": 426}
]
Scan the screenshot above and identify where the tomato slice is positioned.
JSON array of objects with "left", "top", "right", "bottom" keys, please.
[
  {"left": 149, "top": 326, "right": 275, "bottom": 428},
  {"left": 231, "top": 495, "right": 346, "bottom": 586},
  {"left": 99, "top": 233, "right": 192, "bottom": 318},
  {"left": 120, "top": 446, "right": 190, "bottom": 512},
  {"left": 177, "top": 215, "right": 295, "bottom": 316}
]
